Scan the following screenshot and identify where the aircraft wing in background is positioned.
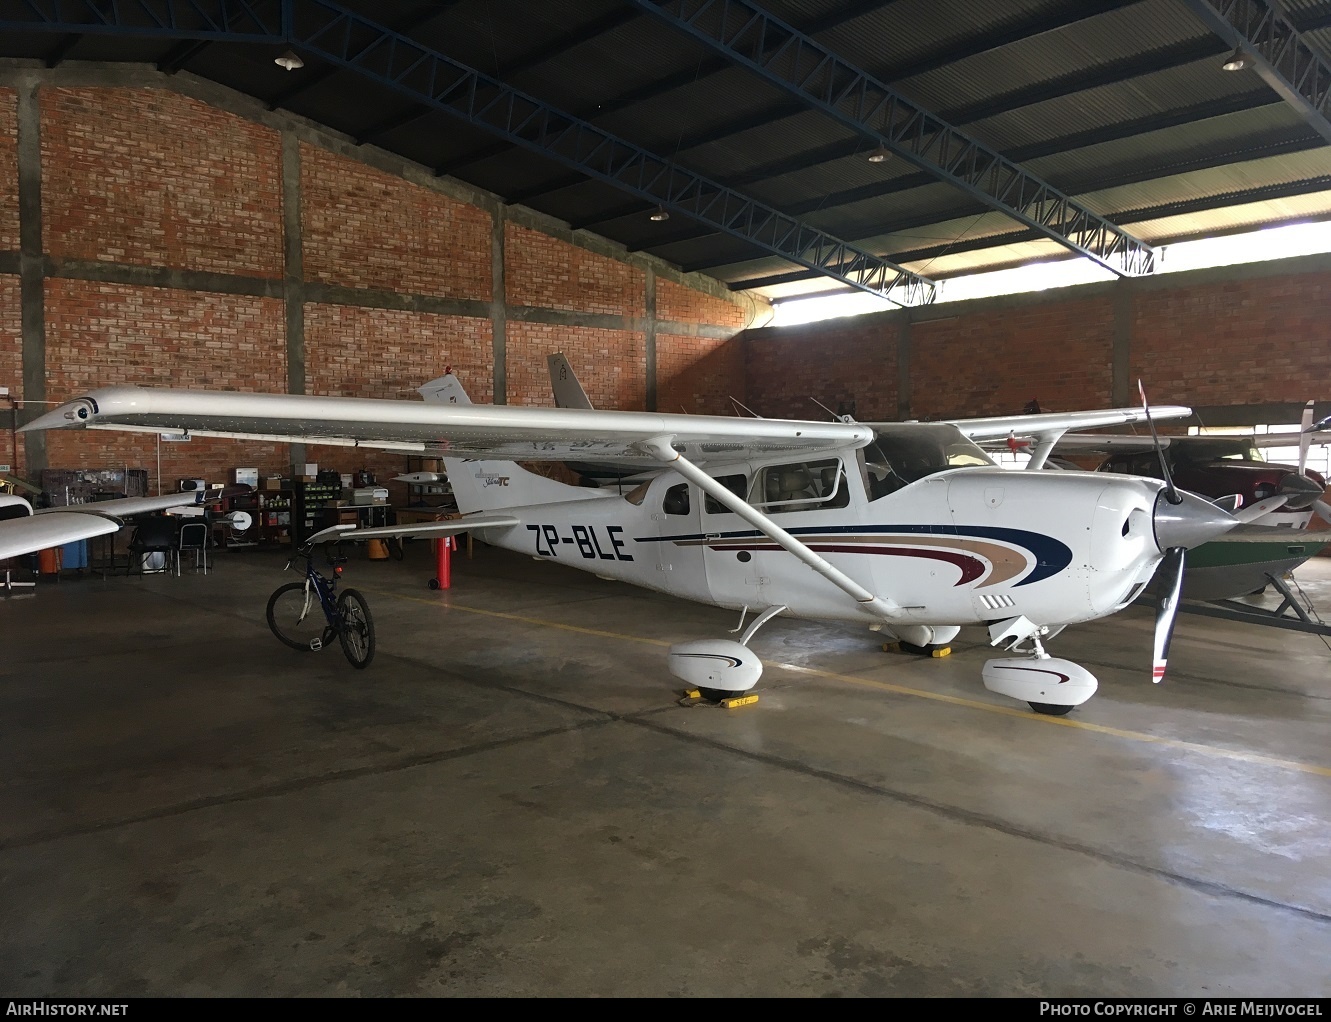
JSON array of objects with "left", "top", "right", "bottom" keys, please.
[{"left": 0, "top": 491, "right": 206, "bottom": 562}]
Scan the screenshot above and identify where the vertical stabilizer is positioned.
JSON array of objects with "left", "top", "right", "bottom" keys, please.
[
  {"left": 547, "top": 352, "right": 595, "bottom": 410},
  {"left": 418, "top": 371, "right": 473, "bottom": 406},
  {"left": 416, "top": 369, "right": 597, "bottom": 513}
]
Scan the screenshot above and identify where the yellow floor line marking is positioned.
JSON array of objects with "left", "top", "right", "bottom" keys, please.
[
  {"left": 361, "top": 587, "right": 671, "bottom": 646},
  {"left": 771, "top": 663, "right": 1331, "bottom": 778},
  {"left": 365, "top": 587, "right": 1331, "bottom": 779}
]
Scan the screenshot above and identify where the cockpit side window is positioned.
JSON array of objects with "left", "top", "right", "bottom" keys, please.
[
  {"left": 662, "top": 483, "right": 690, "bottom": 516},
  {"left": 749, "top": 459, "right": 850, "bottom": 512},
  {"left": 704, "top": 474, "right": 749, "bottom": 514}
]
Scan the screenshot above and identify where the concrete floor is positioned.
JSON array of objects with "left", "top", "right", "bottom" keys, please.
[{"left": 2, "top": 543, "right": 1329, "bottom": 996}]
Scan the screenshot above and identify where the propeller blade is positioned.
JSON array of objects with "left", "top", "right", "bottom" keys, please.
[
  {"left": 1138, "top": 379, "right": 1181, "bottom": 505},
  {"left": 1210, "top": 494, "right": 1243, "bottom": 513},
  {"left": 1299, "top": 400, "right": 1314, "bottom": 476},
  {"left": 1153, "top": 546, "right": 1186, "bottom": 683},
  {"left": 1233, "top": 494, "right": 1290, "bottom": 523},
  {"left": 1314, "top": 499, "right": 1331, "bottom": 526}
]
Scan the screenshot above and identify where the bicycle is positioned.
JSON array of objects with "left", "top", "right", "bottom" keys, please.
[{"left": 266, "top": 541, "right": 376, "bottom": 669}]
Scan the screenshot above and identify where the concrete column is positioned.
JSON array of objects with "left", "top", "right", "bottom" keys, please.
[
  {"left": 281, "top": 132, "right": 305, "bottom": 464},
  {"left": 491, "top": 206, "right": 507, "bottom": 405},
  {"left": 896, "top": 313, "right": 912, "bottom": 421},
  {"left": 1112, "top": 279, "right": 1133, "bottom": 407},
  {"left": 17, "top": 80, "right": 46, "bottom": 474},
  {"left": 644, "top": 267, "right": 657, "bottom": 412}
]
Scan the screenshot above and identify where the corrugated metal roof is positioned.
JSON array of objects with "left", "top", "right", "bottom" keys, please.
[{"left": 3, "top": 0, "right": 1330, "bottom": 301}]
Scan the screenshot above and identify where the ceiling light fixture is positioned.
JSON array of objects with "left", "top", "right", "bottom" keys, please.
[
  {"left": 1221, "top": 47, "right": 1249, "bottom": 71},
  {"left": 649, "top": 204, "right": 670, "bottom": 222},
  {"left": 275, "top": 49, "right": 304, "bottom": 71},
  {"left": 867, "top": 143, "right": 891, "bottom": 163}
]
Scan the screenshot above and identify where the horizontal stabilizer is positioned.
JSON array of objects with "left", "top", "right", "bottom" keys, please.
[
  {"left": 35, "top": 491, "right": 206, "bottom": 519},
  {"left": 304, "top": 514, "right": 520, "bottom": 548}
]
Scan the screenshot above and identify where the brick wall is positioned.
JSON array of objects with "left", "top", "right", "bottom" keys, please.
[
  {"left": 745, "top": 319, "right": 898, "bottom": 421},
  {"left": 911, "top": 296, "right": 1114, "bottom": 419},
  {"left": 0, "top": 89, "right": 16, "bottom": 251},
  {"left": 745, "top": 270, "right": 1331, "bottom": 425},
  {"left": 0, "top": 75, "right": 756, "bottom": 505},
  {"left": 43, "top": 279, "right": 287, "bottom": 483},
  {"left": 657, "top": 278, "right": 748, "bottom": 331},
  {"left": 657, "top": 333, "right": 745, "bottom": 416},
  {"left": 0, "top": 273, "right": 20, "bottom": 475},
  {"left": 41, "top": 88, "right": 283, "bottom": 276},
  {"left": 507, "top": 322, "right": 645, "bottom": 409},
  {"left": 301, "top": 144, "right": 492, "bottom": 299},
  {"left": 505, "top": 224, "right": 645, "bottom": 316},
  {"left": 305, "top": 302, "right": 493, "bottom": 501},
  {"left": 1130, "top": 273, "right": 1331, "bottom": 407}
]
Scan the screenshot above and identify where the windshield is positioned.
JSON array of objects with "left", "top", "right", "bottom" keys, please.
[
  {"left": 1174, "top": 438, "right": 1263, "bottom": 464},
  {"left": 863, "top": 424, "right": 995, "bottom": 501}
]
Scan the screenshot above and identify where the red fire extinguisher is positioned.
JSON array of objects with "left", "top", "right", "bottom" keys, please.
[{"left": 428, "top": 534, "right": 457, "bottom": 591}]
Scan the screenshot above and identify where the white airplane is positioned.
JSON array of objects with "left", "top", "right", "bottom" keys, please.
[
  {"left": 0, "top": 489, "right": 246, "bottom": 563},
  {"left": 22, "top": 374, "right": 1240, "bottom": 715}
]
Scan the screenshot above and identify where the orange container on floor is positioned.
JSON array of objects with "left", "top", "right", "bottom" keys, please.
[{"left": 37, "top": 547, "right": 61, "bottom": 574}]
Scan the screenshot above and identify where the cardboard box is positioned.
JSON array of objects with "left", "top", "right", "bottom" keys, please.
[{"left": 262, "top": 477, "right": 282, "bottom": 491}]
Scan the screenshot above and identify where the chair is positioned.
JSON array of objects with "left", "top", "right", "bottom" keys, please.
[
  {"left": 177, "top": 520, "right": 210, "bottom": 575},
  {"left": 127, "top": 514, "right": 179, "bottom": 575}
]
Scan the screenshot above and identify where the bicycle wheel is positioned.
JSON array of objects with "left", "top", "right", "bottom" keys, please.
[
  {"left": 337, "top": 588, "right": 376, "bottom": 669},
  {"left": 267, "top": 581, "right": 335, "bottom": 652}
]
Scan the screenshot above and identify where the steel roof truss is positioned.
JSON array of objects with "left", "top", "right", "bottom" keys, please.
[
  {"left": 1180, "top": 0, "right": 1331, "bottom": 144},
  {"left": 628, "top": 0, "right": 1156, "bottom": 277}
]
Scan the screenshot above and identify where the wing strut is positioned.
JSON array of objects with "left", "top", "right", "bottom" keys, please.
[{"left": 636, "top": 436, "right": 901, "bottom": 621}]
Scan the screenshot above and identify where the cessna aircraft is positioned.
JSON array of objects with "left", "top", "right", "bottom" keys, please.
[{"left": 23, "top": 375, "right": 1242, "bottom": 715}]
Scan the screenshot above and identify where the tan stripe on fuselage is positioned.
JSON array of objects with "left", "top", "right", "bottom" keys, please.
[{"left": 684, "top": 534, "right": 1031, "bottom": 588}]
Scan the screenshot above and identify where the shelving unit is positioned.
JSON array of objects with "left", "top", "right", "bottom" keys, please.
[
  {"left": 292, "top": 480, "right": 342, "bottom": 547},
  {"left": 216, "top": 487, "right": 292, "bottom": 547}
]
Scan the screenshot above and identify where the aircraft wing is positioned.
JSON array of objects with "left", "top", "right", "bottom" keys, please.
[
  {"left": 21, "top": 386, "right": 873, "bottom": 465},
  {"left": 0, "top": 513, "right": 122, "bottom": 562},
  {"left": 305, "top": 514, "right": 521, "bottom": 547},
  {"left": 1254, "top": 430, "right": 1331, "bottom": 448},
  {"left": 928, "top": 405, "right": 1193, "bottom": 442},
  {"left": 0, "top": 491, "right": 210, "bottom": 563}
]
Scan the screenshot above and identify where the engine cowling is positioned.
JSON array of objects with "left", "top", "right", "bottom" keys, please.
[
  {"left": 981, "top": 657, "right": 1098, "bottom": 709},
  {"left": 667, "top": 639, "right": 763, "bottom": 692}
]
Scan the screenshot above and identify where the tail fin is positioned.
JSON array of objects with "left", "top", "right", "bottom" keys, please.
[
  {"left": 417, "top": 369, "right": 595, "bottom": 513},
  {"left": 546, "top": 352, "right": 595, "bottom": 410}
]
